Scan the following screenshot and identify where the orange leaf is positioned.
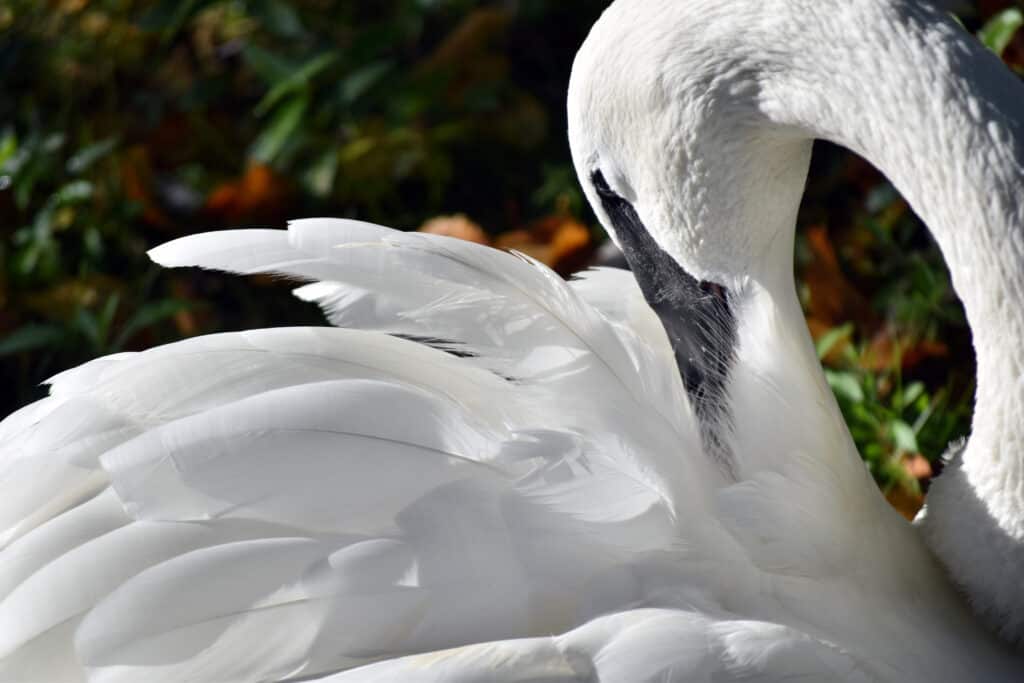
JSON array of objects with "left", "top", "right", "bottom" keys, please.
[
  {"left": 886, "top": 486, "right": 925, "bottom": 521},
  {"left": 802, "top": 224, "right": 877, "bottom": 331},
  {"left": 547, "top": 219, "right": 592, "bottom": 275},
  {"left": 419, "top": 214, "right": 490, "bottom": 244},
  {"left": 493, "top": 216, "right": 593, "bottom": 275},
  {"left": 902, "top": 453, "right": 933, "bottom": 481},
  {"left": 861, "top": 325, "right": 949, "bottom": 372},
  {"left": 204, "top": 163, "right": 286, "bottom": 224}
]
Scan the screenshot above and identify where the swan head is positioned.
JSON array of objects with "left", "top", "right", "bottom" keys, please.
[
  {"left": 568, "top": 0, "right": 812, "bottom": 294},
  {"left": 567, "top": 0, "right": 827, "bottom": 477}
]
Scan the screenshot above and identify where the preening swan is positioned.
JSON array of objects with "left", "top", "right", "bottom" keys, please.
[{"left": 2, "top": 0, "right": 1023, "bottom": 681}]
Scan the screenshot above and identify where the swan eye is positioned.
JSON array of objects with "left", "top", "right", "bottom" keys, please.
[{"left": 590, "top": 169, "right": 738, "bottom": 474}]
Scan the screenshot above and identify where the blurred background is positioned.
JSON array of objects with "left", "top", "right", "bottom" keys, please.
[{"left": 1, "top": 0, "right": 1022, "bottom": 517}]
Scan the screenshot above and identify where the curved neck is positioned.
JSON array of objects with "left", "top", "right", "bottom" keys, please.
[
  {"left": 762, "top": 2, "right": 1024, "bottom": 408},
  {"left": 750, "top": 0, "right": 1024, "bottom": 642}
]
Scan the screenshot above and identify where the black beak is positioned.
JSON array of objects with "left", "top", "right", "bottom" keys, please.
[{"left": 590, "top": 170, "right": 738, "bottom": 473}]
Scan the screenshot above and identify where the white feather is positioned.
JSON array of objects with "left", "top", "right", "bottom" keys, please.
[
  {"left": 315, "top": 609, "right": 875, "bottom": 683},
  {"left": 4, "top": 0, "right": 1024, "bottom": 678},
  {"left": 153, "top": 219, "right": 694, "bottom": 443}
]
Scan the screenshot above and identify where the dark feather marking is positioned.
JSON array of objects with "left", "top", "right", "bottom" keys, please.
[
  {"left": 390, "top": 334, "right": 479, "bottom": 359},
  {"left": 591, "top": 170, "right": 738, "bottom": 474},
  {"left": 390, "top": 334, "right": 520, "bottom": 383}
]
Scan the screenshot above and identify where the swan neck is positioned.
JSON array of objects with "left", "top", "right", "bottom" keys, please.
[{"left": 757, "top": 0, "right": 1024, "bottom": 642}]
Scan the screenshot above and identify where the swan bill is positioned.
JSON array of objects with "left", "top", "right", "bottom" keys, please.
[{"left": 590, "top": 170, "right": 737, "bottom": 475}]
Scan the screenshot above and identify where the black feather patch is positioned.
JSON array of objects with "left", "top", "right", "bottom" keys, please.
[
  {"left": 390, "top": 334, "right": 478, "bottom": 359},
  {"left": 591, "top": 170, "right": 738, "bottom": 474}
]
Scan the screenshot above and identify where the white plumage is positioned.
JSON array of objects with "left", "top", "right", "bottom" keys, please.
[{"left": 3, "top": 0, "right": 1024, "bottom": 681}]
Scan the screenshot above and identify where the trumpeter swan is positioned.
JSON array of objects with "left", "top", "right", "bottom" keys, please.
[{"left": 1, "top": 0, "right": 1022, "bottom": 680}]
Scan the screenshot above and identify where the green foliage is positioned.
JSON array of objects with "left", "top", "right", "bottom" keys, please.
[
  {"left": 1, "top": 0, "right": 1021, "bottom": 505},
  {"left": 800, "top": 150, "right": 980, "bottom": 495},
  {"left": 1, "top": 292, "right": 197, "bottom": 359},
  {"left": 0, "top": 0, "right": 602, "bottom": 412},
  {"left": 818, "top": 322, "right": 973, "bottom": 495},
  {"left": 979, "top": 7, "right": 1024, "bottom": 56}
]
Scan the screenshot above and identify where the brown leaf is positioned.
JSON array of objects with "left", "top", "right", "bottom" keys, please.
[
  {"left": 801, "top": 224, "right": 877, "bottom": 331},
  {"left": 884, "top": 453, "right": 934, "bottom": 521},
  {"left": 546, "top": 218, "right": 592, "bottom": 275},
  {"left": 494, "top": 229, "right": 547, "bottom": 260},
  {"left": 58, "top": 0, "right": 88, "bottom": 14},
  {"left": 861, "top": 325, "right": 949, "bottom": 372},
  {"left": 168, "top": 279, "right": 201, "bottom": 337},
  {"left": 494, "top": 215, "right": 593, "bottom": 276},
  {"left": 902, "top": 453, "right": 934, "bottom": 481},
  {"left": 419, "top": 214, "right": 490, "bottom": 244},
  {"left": 886, "top": 485, "right": 925, "bottom": 521},
  {"left": 204, "top": 163, "right": 287, "bottom": 225}
]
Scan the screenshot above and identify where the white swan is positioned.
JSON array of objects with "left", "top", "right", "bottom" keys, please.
[{"left": 1, "top": 1, "right": 1022, "bottom": 681}]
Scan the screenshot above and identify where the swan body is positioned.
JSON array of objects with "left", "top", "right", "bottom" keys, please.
[{"left": 1, "top": 1, "right": 1023, "bottom": 681}]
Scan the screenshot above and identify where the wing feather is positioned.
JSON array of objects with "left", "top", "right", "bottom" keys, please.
[
  {"left": 151, "top": 220, "right": 693, "bottom": 442},
  {"left": 314, "top": 609, "right": 875, "bottom": 683},
  {"left": 0, "top": 220, "right": 864, "bottom": 683}
]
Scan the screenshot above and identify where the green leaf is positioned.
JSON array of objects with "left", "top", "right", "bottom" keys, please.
[
  {"left": 97, "top": 294, "right": 121, "bottom": 337},
  {"left": 250, "top": 94, "right": 309, "bottom": 163},
  {"left": 880, "top": 457, "right": 915, "bottom": 490},
  {"left": 12, "top": 234, "right": 60, "bottom": 280},
  {"left": 303, "top": 147, "right": 338, "bottom": 198},
  {"left": 341, "top": 61, "right": 393, "bottom": 103},
  {"left": 826, "top": 369, "right": 865, "bottom": 404},
  {"left": 30, "top": 180, "right": 95, "bottom": 236},
  {"left": 0, "top": 129, "right": 17, "bottom": 168},
  {"left": 74, "top": 294, "right": 120, "bottom": 353},
  {"left": 66, "top": 137, "right": 119, "bottom": 174},
  {"left": 73, "top": 308, "right": 102, "bottom": 352},
  {"left": 0, "top": 324, "right": 66, "bottom": 356},
  {"left": 901, "top": 381, "right": 926, "bottom": 408},
  {"left": 815, "top": 322, "right": 854, "bottom": 359},
  {"left": 863, "top": 442, "right": 885, "bottom": 463},
  {"left": 249, "top": 0, "right": 306, "bottom": 38},
  {"left": 256, "top": 52, "right": 338, "bottom": 116},
  {"left": 242, "top": 45, "right": 295, "bottom": 84},
  {"left": 42, "top": 133, "right": 66, "bottom": 153},
  {"left": 13, "top": 164, "right": 38, "bottom": 210},
  {"left": 52, "top": 180, "right": 94, "bottom": 205},
  {"left": 890, "top": 419, "right": 919, "bottom": 454},
  {"left": 340, "top": 136, "right": 376, "bottom": 163},
  {"left": 112, "top": 299, "right": 194, "bottom": 350},
  {"left": 979, "top": 8, "right": 1023, "bottom": 56}
]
